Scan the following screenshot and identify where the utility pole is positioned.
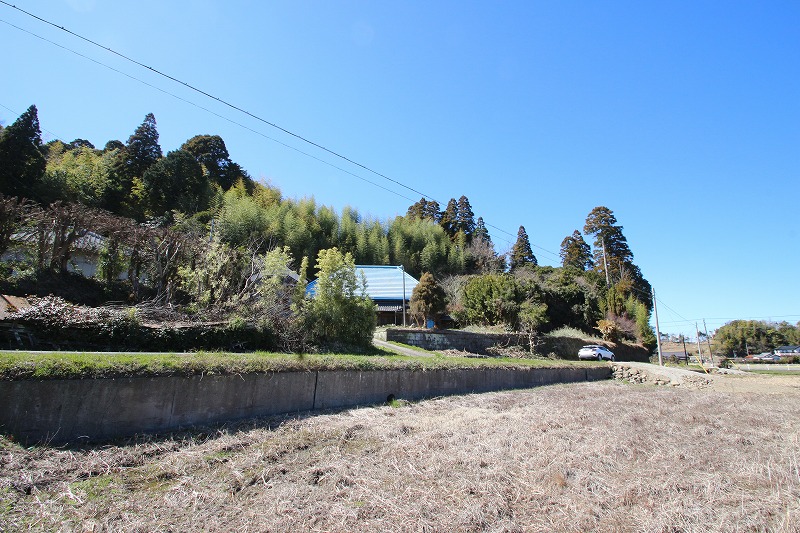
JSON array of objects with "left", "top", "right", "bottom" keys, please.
[
  {"left": 400, "top": 265, "right": 407, "bottom": 327},
  {"left": 652, "top": 287, "right": 663, "bottom": 366},
  {"left": 682, "top": 336, "right": 688, "bottom": 365},
  {"left": 703, "top": 319, "right": 714, "bottom": 367},
  {"left": 601, "top": 237, "right": 610, "bottom": 286},
  {"left": 695, "top": 323, "right": 703, "bottom": 365}
]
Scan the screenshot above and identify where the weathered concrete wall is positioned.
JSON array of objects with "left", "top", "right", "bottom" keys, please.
[
  {"left": 379, "top": 328, "right": 651, "bottom": 361},
  {"left": 378, "top": 328, "right": 528, "bottom": 354},
  {"left": 0, "top": 366, "right": 610, "bottom": 445}
]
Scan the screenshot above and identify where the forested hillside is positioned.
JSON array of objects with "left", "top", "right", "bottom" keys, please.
[{"left": 0, "top": 105, "right": 657, "bottom": 349}]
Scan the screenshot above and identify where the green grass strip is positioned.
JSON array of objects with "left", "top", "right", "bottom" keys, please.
[{"left": 0, "top": 350, "right": 601, "bottom": 381}]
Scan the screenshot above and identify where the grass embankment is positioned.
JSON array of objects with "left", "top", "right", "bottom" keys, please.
[
  {"left": 541, "top": 326, "right": 650, "bottom": 362},
  {"left": 0, "top": 349, "right": 601, "bottom": 381}
]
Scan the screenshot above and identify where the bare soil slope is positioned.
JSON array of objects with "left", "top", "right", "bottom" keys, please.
[{"left": 2, "top": 373, "right": 799, "bottom": 532}]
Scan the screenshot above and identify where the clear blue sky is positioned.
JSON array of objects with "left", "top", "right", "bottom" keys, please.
[{"left": 1, "top": 0, "right": 798, "bottom": 336}]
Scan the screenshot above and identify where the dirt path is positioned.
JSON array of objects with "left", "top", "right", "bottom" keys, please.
[
  {"left": 372, "top": 338, "right": 434, "bottom": 357},
  {"left": 612, "top": 361, "right": 800, "bottom": 394}
]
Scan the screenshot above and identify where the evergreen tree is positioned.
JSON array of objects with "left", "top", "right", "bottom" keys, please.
[
  {"left": 0, "top": 105, "right": 46, "bottom": 200},
  {"left": 583, "top": 206, "right": 633, "bottom": 281},
  {"left": 455, "top": 195, "right": 476, "bottom": 239},
  {"left": 422, "top": 199, "right": 441, "bottom": 221},
  {"left": 124, "top": 113, "right": 162, "bottom": 180},
  {"left": 66, "top": 139, "right": 95, "bottom": 151},
  {"left": 583, "top": 206, "right": 652, "bottom": 309},
  {"left": 439, "top": 198, "right": 458, "bottom": 238},
  {"left": 409, "top": 272, "right": 447, "bottom": 326},
  {"left": 406, "top": 197, "right": 440, "bottom": 222},
  {"left": 559, "top": 230, "right": 594, "bottom": 270},
  {"left": 103, "top": 140, "right": 125, "bottom": 152},
  {"left": 181, "top": 134, "right": 250, "bottom": 191},
  {"left": 141, "top": 149, "right": 207, "bottom": 215},
  {"left": 473, "top": 216, "right": 491, "bottom": 244},
  {"left": 509, "top": 225, "right": 537, "bottom": 270}
]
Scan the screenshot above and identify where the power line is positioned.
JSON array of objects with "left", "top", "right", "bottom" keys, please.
[
  {"left": 0, "top": 17, "right": 417, "bottom": 204},
  {"left": 0, "top": 2, "right": 563, "bottom": 261},
  {"left": 0, "top": 1, "right": 433, "bottom": 201},
  {"left": 660, "top": 314, "right": 800, "bottom": 326},
  {"left": 0, "top": 101, "right": 63, "bottom": 141}
]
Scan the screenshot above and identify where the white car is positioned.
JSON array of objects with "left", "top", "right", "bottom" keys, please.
[{"left": 578, "top": 345, "right": 615, "bottom": 361}]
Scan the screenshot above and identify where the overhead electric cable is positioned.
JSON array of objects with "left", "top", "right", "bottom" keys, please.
[
  {"left": 2, "top": 2, "right": 564, "bottom": 259},
  {"left": 0, "top": 101, "right": 63, "bottom": 140},
  {"left": 0, "top": 17, "right": 417, "bottom": 203},
  {"left": 0, "top": 1, "right": 433, "bottom": 201}
]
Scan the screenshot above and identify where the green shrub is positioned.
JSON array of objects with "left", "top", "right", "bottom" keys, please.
[{"left": 304, "top": 248, "right": 376, "bottom": 348}]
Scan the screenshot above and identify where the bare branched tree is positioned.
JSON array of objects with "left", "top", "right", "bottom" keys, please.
[{"left": 0, "top": 194, "right": 36, "bottom": 257}]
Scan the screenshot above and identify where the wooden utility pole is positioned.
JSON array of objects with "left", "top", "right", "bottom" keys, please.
[
  {"left": 601, "top": 237, "right": 610, "bottom": 286},
  {"left": 695, "top": 323, "right": 703, "bottom": 364},
  {"left": 703, "top": 319, "right": 714, "bottom": 367},
  {"left": 682, "top": 336, "right": 689, "bottom": 365},
  {"left": 652, "top": 287, "right": 663, "bottom": 366}
]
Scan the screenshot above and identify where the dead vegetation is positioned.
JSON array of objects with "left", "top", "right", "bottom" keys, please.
[{"left": 2, "top": 376, "right": 799, "bottom": 532}]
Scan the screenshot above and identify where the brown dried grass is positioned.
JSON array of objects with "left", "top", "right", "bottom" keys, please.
[{"left": 2, "top": 378, "right": 799, "bottom": 532}]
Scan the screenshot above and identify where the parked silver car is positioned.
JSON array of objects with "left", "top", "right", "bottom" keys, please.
[{"left": 578, "top": 345, "right": 615, "bottom": 361}]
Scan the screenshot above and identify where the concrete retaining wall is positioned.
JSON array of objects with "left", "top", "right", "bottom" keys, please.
[
  {"left": 378, "top": 328, "right": 528, "bottom": 354},
  {"left": 0, "top": 366, "right": 610, "bottom": 445}
]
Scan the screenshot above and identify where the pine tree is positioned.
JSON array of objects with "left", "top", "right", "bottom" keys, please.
[
  {"left": 509, "top": 225, "right": 537, "bottom": 270},
  {"left": 0, "top": 105, "right": 46, "bottom": 200},
  {"left": 559, "top": 230, "right": 593, "bottom": 270}
]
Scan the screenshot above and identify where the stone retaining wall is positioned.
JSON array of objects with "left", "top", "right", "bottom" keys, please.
[{"left": 0, "top": 365, "right": 611, "bottom": 444}]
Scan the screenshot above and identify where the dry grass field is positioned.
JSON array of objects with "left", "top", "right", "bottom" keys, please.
[{"left": 2, "top": 371, "right": 799, "bottom": 532}]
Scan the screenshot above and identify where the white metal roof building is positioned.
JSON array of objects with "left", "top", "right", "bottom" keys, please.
[
  {"left": 307, "top": 265, "right": 418, "bottom": 300},
  {"left": 306, "top": 265, "right": 419, "bottom": 325}
]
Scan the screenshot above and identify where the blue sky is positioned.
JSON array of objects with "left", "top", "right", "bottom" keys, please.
[{"left": 1, "top": 0, "right": 798, "bottom": 336}]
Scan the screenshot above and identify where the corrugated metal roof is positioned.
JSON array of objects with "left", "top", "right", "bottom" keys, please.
[{"left": 307, "top": 265, "right": 418, "bottom": 301}]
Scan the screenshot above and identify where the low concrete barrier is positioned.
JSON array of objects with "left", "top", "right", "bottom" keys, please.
[{"left": 1, "top": 366, "right": 611, "bottom": 444}]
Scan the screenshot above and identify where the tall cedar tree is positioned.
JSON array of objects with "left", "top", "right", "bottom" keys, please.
[
  {"left": 583, "top": 206, "right": 633, "bottom": 279},
  {"left": 510, "top": 225, "right": 537, "bottom": 270},
  {"left": 124, "top": 113, "right": 162, "bottom": 179},
  {"left": 409, "top": 272, "right": 447, "bottom": 326},
  {"left": 0, "top": 105, "right": 46, "bottom": 201},
  {"left": 559, "top": 230, "right": 594, "bottom": 270},
  {"left": 583, "top": 206, "right": 652, "bottom": 309},
  {"left": 439, "top": 198, "right": 459, "bottom": 238},
  {"left": 473, "top": 216, "right": 491, "bottom": 244},
  {"left": 406, "top": 197, "right": 440, "bottom": 222},
  {"left": 455, "top": 195, "right": 476, "bottom": 239}
]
